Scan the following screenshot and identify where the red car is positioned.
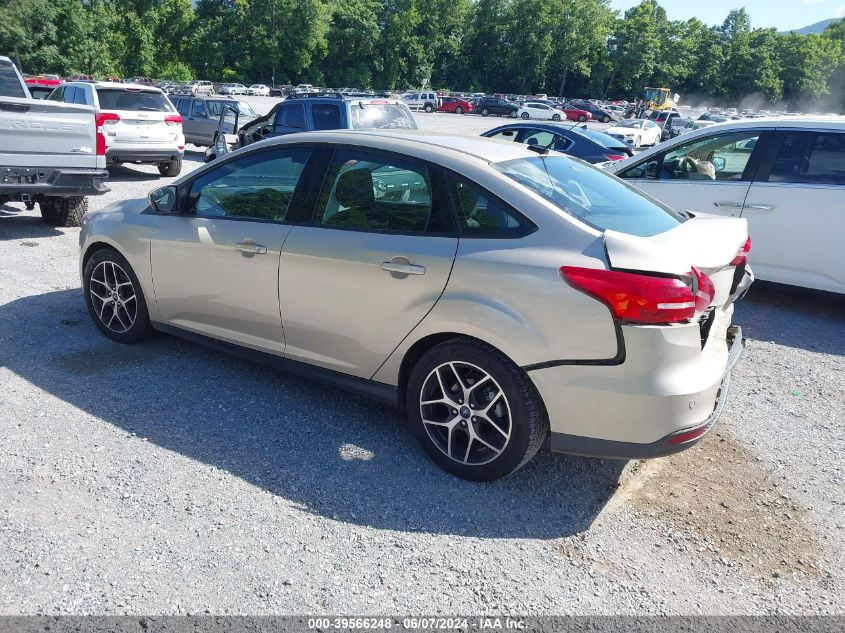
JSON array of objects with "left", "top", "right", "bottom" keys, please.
[
  {"left": 438, "top": 96, "right": 473, "bottom": 114},
  {"left": 24, "top": 74, "right": 62, "bottom": 87},
  {"left": 559, "top": 106, "right": 593, "bottom": 122}
]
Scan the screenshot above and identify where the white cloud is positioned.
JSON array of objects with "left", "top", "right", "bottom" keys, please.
[{"left": 836, "top": 5, "right": 845, "bottom": 17}]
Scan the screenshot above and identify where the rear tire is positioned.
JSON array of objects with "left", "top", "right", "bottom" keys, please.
[
  {"left": 83, "top": 247, "right": 152, "bottom": 344},
  {"left": 552, "top": 113, "right": 561, "bottom": 121},
  {"left": 455, "top": 106, "right": 463, "bottom": 114},
  {"left": 520, "top": 112, "right": 529, "bottom": 120},
  {"left": 424, "top": 103, "right": 434, "bottom": 113},
  {"left": 578, "top": 115, "right": 586, "bottom": 122},
  {"left": 481, "top": 108, "right": 489, "bottom": 117},
  {"left": 406, "top": 338, "right": 547, "bottom": 481},
  {"left": 158, "top": 158, "right": 182, "bottom": 177},
  {"left": 40, "top": 196, "right": 87, "bottom": 227}
]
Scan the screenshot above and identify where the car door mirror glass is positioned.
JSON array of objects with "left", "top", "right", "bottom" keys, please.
[
  {"left": 712, "top": 156, "right": 727, "bottom": 172},
  {"left": 149, "top": 185, "right": 180, "bottom": 214}
]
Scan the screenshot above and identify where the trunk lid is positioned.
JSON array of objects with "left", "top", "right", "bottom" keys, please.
[
  {"left": 0, "top": 97, "right": 99, "bottom": 169},
  {"left": 95, "top": 87, "right": 178, "bottom": 145},
  {"left": 604, "top": 212, "right": 749, "bottom": 307}
]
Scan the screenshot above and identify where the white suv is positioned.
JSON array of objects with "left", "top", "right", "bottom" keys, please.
[
  {"left": 403, "top": 91, "right": 441, "bottom": 113},
  {"left": 52, "top": 82, "right": 185, "bottom": 176},
  {"left": 187, "top": 80, "right": 214, "bottom": 95}
]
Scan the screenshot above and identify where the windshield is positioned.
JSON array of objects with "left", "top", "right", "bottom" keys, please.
[
  {"left": 617, "top": 120, "right": 644, "bottom": 129},
  {"left": 0, "top": 60, "right": 26, "bottom": 98},
  {"left": 207, "top": 100, "right": 256, "bottom": 117},
  {"left": 349, "top": 102, "right": 418, "bottom": 130},
  {"left": 493, "top": 156, "right": 685, "bottom": 237},
  {"left": 96, "top": 88, "right": 174, "bottom": 111}
]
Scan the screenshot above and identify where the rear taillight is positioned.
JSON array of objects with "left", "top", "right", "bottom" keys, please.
[
  {"left": 560, "top": 266, "right": 714, "bottom": 325},
  {"left": 730, "top": 236, "right": 752, "bottom": 266},
  {"left": 604, "top": 154, "right": 626, "bottom": 161},
  {"left": 165, "top": 114, "right": 182, "bottom": 126},
  {"left": 95, "top": 112, "right": 120, "bottom": 156},
  {"left": 666, "top": 425, "right": 709, "bottom": 445}
]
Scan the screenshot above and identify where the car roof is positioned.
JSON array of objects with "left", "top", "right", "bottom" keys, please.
[
  {"left": 65, "top": 81, "right": 163, "bottom": 91},
  {"left": 253, "top": 130, "right": 540, "bottom": 165}
]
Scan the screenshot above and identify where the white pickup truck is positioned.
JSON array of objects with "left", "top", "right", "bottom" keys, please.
[{"left": 0, "top": 56, "right": 109, "bottom": 226}]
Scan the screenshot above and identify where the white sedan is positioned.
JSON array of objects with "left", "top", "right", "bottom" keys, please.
[
  {"left": 605, "top": 119, "right": 662, "bottom": 148},
  {"left": 517, "top": 102, "right": 563, "bottom": 121},
  {"left": 220, "top": 83, "right": 247, "bottom": 95},
  {"left": 247, "top": 84, "right": 270, "bottom": 96}
]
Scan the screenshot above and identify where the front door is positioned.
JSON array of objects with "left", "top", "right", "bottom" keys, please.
[
  {"left": 150, "top": 146, "right": 313, "bottom": 353},
  {"left": 618, "top": 129, "right": 769, "bottom": 217},
  {"left": 279, "top": 147, "right": 458, "bottom": 378}
]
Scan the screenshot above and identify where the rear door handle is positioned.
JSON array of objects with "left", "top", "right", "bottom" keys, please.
[
  {"left": 713, "top": 201, "right": 744, "bottom": 209},
  {"left": 235, "top": 239, "right": 267, "bottom": 254},
  {"left": 380, "top": 260, "right": 426, "bottom": 275}
]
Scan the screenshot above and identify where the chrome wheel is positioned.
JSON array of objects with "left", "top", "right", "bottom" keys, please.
[
  {"left": 89, "top": 261, "right": 137, "bottom": 334},
  {"left": 419, "top": 361, "right": 512, "bottom": 466}
]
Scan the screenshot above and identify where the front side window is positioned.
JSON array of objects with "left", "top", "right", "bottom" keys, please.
[
  {"left": 315, "top": 149, "right": 452, "bottom": 234},
  {"left": 186, "top": 148, "right": 312, "bottom": 221},
  {"left": 769, "top": 132, "right": 845, "bottom": 186},
  {"left": 191, "top": 100, "right": 206, "bottom": 117},
  {"left": 447, "top": 175, "right": 534, "bottom": 238},
  {"left": 494, "top": 156, "right": 684, "bottom": 237},
  {"left": 660, "top": 132, "right": 761, "bottom": 181}
]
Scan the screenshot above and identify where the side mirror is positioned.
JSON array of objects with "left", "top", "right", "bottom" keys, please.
[
  {"left": 149, "top": 185, "right": 180, "bottom": 214},
  {"left": 644, "top": 161, "right": 659, "bottom": 179},
  {"left": 712, "top": 156, "right": 726, "bottom": 171}
]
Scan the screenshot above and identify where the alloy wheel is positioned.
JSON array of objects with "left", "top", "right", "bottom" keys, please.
[
  {"left": 89, "top": 260, "right": 137, "bottom": 334},
  {"left": 419, "top": 361, "right": 512, "bottom": 466}
]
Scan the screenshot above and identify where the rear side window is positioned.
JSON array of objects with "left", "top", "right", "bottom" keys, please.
[
  {"left": 96, "top": 88, "right": 173, "bottom": 111},
  {"left": 191, "top": 100, "right": 206, "bottom": 117},
  {"left": 0, "top": 60, "right": 26, "bottom": 98},
  {"left": 176, "top": 99, "right": 190, "bottom": 117},
  {"left": 768, "top": 132, "right": 845, "bottom": 186},
  {"left": 276, "top": 103, "right": 306, "bottom": 132},
  {"left": 494, "top": 156, "right": 684, "bottom": 237},
  {"left": 312, "top": 103, "right": 341, "bottom": 130},
  {"left": 447, "top": 174, "right": 534, "bottom": 238}
]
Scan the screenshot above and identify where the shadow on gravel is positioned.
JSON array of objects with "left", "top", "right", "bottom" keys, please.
[
  {"left": 1, "top": 289, "right": 628, "bottom": 539},
  {"left": 0, "top": 207, "right": 63, "bottom": 240},
  {"left": 736, "top": 281, "right": 845, "bottom": 356}
]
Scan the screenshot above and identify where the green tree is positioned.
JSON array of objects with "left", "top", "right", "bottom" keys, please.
[
  {"left": 322, "top": 0, "right": 381, "bottom": 88},
  {"left": 547, "top": 0, "right": 614, "bottom": 97}
]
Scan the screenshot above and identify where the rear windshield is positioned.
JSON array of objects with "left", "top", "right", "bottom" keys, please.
[
  {"left": 349, "top": 102, "right": 418, "bottom": 130},
  {"left": 96, "top": 88, "right": 173, "bottom": 112},
  {"left": 572, "top": 127, "right": 627, "bottom": 148},
  {"left": 494, "top": 156, "right": 685, "bottom": 237},
  {"left": 0, "top": 60, "right": 26, "bottom": 98}
]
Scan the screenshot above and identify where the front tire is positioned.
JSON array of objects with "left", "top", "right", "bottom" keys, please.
[
  {"left": 407, "top": 338, "right": 547, "bottom": 481},
  {"left": 602, "top": 115, "right": 610, "bottom": 123},
  {"left": 480, "top": 108, "right": 489, "bottom": 117},
  {"left": 83, "top": 247, "right": 152, "bottom": 344},
  {"left": 455, "top": 106, "right": 463, "bottom": 114},
  {"left": 552, "top": 113, "right": 561, "bottom": 121},
  {"left": 578, "top": 115, "right": 586, "bottom": 122},
  {"left": 158, "top": 158, "right": 182, "bottom": 177},
  {"left": 40, "top": 196, "right": 87, "bottom": 227}
]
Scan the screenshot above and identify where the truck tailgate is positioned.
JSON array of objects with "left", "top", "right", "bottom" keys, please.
[{"left": 0, "top": 97, "right": 100, "bottom": 169}]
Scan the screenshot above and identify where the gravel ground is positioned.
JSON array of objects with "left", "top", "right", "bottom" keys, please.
[{"left": 0, "top": 103, "right": 843, "bottom": 615}]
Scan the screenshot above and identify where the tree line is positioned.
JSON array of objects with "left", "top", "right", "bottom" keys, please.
[{"left": 2, "top": 0, "right": 844, "bottom": 109}]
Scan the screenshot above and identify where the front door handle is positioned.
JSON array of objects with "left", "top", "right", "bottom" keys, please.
[
  {"left": 713, "top": 201, "right": 744, "bottom": 209},
  {"left": 744, "top": 204, "right": 775, "bottom": 211},
  {"left": 380, "top": 259, "right": 426, "bottom": 275},
  {"left": 235, "top": 239, "right": 267, "bottom": 254}
]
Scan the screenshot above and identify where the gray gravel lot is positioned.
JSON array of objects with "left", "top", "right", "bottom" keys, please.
[{"left": 0, "top": 103, "right": 843, "bottom": 615}]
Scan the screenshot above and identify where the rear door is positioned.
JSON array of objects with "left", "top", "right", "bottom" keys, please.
[
  {"left": 616, "top": 128, "right": 772, "bottom": 217},
  {"left": 278, "top": 147, "right": 458, "bottom": 378},
  {"left": 742, "top": 128, "right": 845, "bottom": 293}
]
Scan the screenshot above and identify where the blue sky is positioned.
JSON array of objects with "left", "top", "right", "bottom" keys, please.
[{"left": 609, "top": 0, "right": 845, "bottom": 31}]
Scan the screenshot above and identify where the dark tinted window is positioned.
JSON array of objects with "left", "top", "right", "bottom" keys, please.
[
  {"left": 72, "top": 86, "right": 88, "bottom": 105},
  {"left": 316, "top": 149, "right": 453, "bottom": 234},
  {"left": 62, "top": 86, "right": 78, "bottom": 103},
  {"left": 96, "top": 88, "right": 173, "bottom": 111},
  {"left": 277, "top": 103, "right": 306, "bottom": 131},
  {"left": 447, "top": 174, "right": 534, "bottom": 238},
  {"left": 0, "top": 60, "right": 26, "bottom": 98},
  {"left": 769, "top": 132, "right": 845, "bottom": 186},
  {"left": 312, "top": 103, "right": 341, "bottom": 130},
  {"left": 187, "top": 148, "right": 312, "bottom": 221},
  {"left": 176, "top": 98, "right": 190, "bottom": 116},
  {"left": 48, "top": 86, "right": 65, "bottom": 102}
]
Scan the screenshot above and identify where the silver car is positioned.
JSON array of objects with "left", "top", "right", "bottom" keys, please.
[{"left": 79, "top": 131, "right": 752, "bottom": 480}]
